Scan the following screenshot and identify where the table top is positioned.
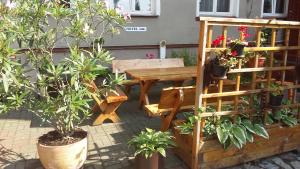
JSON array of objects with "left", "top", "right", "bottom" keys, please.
[{"left": 125, "top": 66, "right": 197, "bottom": 81}]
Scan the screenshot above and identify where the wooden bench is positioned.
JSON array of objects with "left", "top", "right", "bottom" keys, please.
[
  {"left": 86, "top": 81, "right": 128, "bottom": 126},
  {"left": 144, "top": 86, "right": 242, "bottom": 131},
  {"left": 144, "top": 86, "right": 196, "bottom": 131},
  {"left": 112, "top": 58, "right": 185, "bottom": 94}
]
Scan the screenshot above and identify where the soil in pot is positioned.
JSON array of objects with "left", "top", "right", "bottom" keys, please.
[
  {"left": 135, "top": 152, "right": 164, "bottom": 169},
  {"left": 269, "top": 94, "right": 284, "bottom": 107},
  {"left": 210, "top": 61, "right": 228, "bottom": 79},
  {"left": 38, "top": 129, "right": 87, "bottom": 146},
  {"left": 231, "top": 43, "right": 245, "bottom": 57}
]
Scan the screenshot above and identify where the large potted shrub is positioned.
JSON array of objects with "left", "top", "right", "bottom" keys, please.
[
  {"left": 128, "top": 128, "right": 175, "bottom": 169},
  {"left": 0, "top": 1, "right": 127, "bottom": 168}
]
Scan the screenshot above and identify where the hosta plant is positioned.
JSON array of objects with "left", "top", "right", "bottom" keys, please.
[
  {"left": 128, "top": 128, "right": 176, "bottom": 158},
  {"left": 216, "top": 116, "right": 269, "bottom": 150}
]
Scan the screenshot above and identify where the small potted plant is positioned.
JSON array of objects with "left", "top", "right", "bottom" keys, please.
[
  {"left": 269, "top": 83, "right": 284, "bottom": 107},
  {"left": 248, "top": 53, "right": 267, "bottom": 68},
  {"left": 128, "top": 128, "right": 175, "bottom": 169}
]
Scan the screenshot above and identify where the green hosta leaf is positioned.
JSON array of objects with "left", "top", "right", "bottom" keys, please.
[
  {"left": 265, "top": 114, "right": 274, "bottom": 125},
  {"left": 253, "top": 124, "right": 269, "bottom": 139},
  {"left": 223, "top": 139, "right": 231, "bottom": 150},
  {"left": 242, "top": 119, "right": 256, "bottom": 134},
  {"left": 231, "top": 126, "right": 246, "bottom": 145},
  {"left": 282, "top": 116, "right": 297, "bottom": 127},
  {"left": 157, "top": 148, "right": 166, "bottom": 157},
  {"left": 216, "top": 126, "right": 228, "bottom": 144},
  {"left": 229, "top": 134, "right": 242, "bottom": 149},
  {"left": 245, "top": 131, "right": 254, "bottom": 143}
]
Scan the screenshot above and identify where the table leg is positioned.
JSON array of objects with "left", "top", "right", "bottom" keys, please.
[{"left": 139, "top": 80, "right": 157, "bottom": 108}]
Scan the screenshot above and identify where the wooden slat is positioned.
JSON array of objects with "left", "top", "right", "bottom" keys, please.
[
  {"left": 202, "top": 84, "right": 300, "bottom": 99},
  {"left": 281, "top": 29, "right": 290, "bottom": 83},
  {"left": 192, "top": 20, "right": 208, "bottom": 169},
  {"left": 228, "top": 66, "right": 295, "bottom": 73},
  {"left": 112, "top": 58, "right": 184, "bottom": 73},
  {"left": 205, "top": 46, "right": 300, "bottom": 52}
]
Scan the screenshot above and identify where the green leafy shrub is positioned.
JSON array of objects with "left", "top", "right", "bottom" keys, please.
[
  {"left": 0, "top": 0, "right": 127, "bottom": 139},
  {"left": 270, "top": 83, "right": 284, "bottom": 96},
  {"left": 128, "top": 128, "right": 175, "bottom": 158}
]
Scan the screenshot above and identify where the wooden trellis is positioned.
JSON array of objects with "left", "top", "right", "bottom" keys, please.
[{"left": 187, "top": 17, "right": 300, "bottom": 169}]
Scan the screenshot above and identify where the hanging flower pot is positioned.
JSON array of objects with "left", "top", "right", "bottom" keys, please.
[
  {"left": 231, "top": 43, "right": 246, "bottom": 58},
  {"left": 210, "top": 61, "right": 228, "bottom": 79},
  {"left": 269, "top": 94, "right": 284, "bottom": 107}
]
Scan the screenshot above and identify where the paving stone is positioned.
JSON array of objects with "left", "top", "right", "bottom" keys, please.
[
  {"left": 280, "top": 153, "right": 298, "bottom": 161},
  {"left": 297, "top": 157, "right": 300, "bottom": 161},
  {"left": 243, "top": 164, "right": 262, "bottom": 169},
  {"left": 272, "top": 157, "right": 293, "bottom": 169},
  {"left": 259, "top": 161, "right": 280, "bottom": 169},
  {"left": 290, "top": 161, "right": 300, "bottom": 169},
  {"left": 104, "top": 163, "right": 122, "bottom": 169}
]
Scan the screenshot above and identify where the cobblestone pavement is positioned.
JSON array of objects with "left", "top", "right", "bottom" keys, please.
[{"left": 0, "top": 85, "right": 300, "bottom": 169}]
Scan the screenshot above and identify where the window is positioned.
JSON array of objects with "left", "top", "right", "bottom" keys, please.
[
  {"left": 262, "top": 0, "right": 289, "bottom": 17},
  {"left": 197, "top": 0, "right": 239, "bottom": 17},
  {"left": 106, "top": 0, "right": 160, "bottom": 16}
]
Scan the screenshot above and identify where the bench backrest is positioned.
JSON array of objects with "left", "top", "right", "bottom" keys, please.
[
  {"left": 157, "top": 86, "right": 235, "bottom": 110},
  {"left": 158, "top": 86, "right": 195, "bottom": 109},
  {"left": 112, "top": 58, "right": 184, "bottom": 73}
]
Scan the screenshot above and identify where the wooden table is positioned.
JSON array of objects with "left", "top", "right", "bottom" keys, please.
[{"left": 125, "top": 66, "right": 197, "bottom": 107}]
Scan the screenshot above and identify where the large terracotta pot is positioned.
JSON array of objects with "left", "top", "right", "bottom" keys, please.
[
  {"left": 37, "top": 132, "right": 88, "bottom": 169},
  {"left": 135, "top": 152, "right": 164, "bottom": 169}
]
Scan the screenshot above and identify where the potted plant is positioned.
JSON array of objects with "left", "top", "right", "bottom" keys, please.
[
  {"left": 248, "top": 53, "right": 267, "bottom": 68},
  {"left": 128, "top": 128, "right": 175, "bottom": 169},
  {"left": 210, "top": 48, "right": 238, "bottom": 79},
  {"left": 269, "top": 83, "right": 284, "bottom": 107},
  {"left": 1, "top": 1, "right": 127, "bottom": 169},
  {"left": 229, "top": 26, "right": 250, "bottom": 58}
]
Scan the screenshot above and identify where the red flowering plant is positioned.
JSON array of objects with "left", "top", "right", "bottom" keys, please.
[
  {"left": 211, "top": 36, "right": 238, "bottom": 69},
  {"left": 229, "top": 26, "right": 252, "bottom": 57}
]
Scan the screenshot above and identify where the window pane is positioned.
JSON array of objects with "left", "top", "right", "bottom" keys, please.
[
  {"left": 263, "top": 0, "right": 272, "bottom": 13},
  {"left": 217, "top": 0, "right": 230, "bottom": 12},
  {"left": 275, "top": 0, "right": 285, "bottom": 13},
  {"left": 113, "top": 0, "right": 131, "bottom": 11},
  {"left": 199, "top": 0, "right": 213, "bottom": 12},
  {"left": 135, "top": 0, "right": 151, "bottom": 12}
]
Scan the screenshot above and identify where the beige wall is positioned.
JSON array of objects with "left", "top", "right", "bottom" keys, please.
[{"left": 103, "top": 0, "right": 265, "bottom": 59}]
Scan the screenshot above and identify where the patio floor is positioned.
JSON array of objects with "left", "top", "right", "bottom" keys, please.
[{"left": 0, "top": 84, "right": 300, "bottom": 169}]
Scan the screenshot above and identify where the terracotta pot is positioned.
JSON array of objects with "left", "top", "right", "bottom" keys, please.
[
  {"left": 37, "top": 131, "right": 88, "bottom": 169},
  {"left": 135, "top": 152, "right": 164, "bottom": 169},
  {"left": 211, "top": 61, "right": 228, "bottom": 79},
  {"left": 269, "top": 94, "right": 284, "bottom": 107},
  {"left": 248, "top": 57, "right": 266, "bottom": 67}
]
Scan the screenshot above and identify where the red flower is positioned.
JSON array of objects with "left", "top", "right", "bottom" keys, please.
[
  {"left": 231, "top": 50, "right": 237, "bottom": 56},
  {"left": 212, "top": 35, "right": 225, "bottom": 47},
  {"left": 238, "top": 26, "right": 248, "bottom": 33}
]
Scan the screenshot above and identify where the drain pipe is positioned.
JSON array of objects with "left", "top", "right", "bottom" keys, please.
[{"left": 159, "top": 40, "right": 167, "bottom": 59}]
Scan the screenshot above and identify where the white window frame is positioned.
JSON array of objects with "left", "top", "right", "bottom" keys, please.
[
  {"left": 196, "top": 0, "right": 240, "bottom": 17},
  {"left": 106, "top": 0, "right": 160, "bottom": 16},
  {"left": 261, "top": 0, "right": 289, "bottom": 18}
]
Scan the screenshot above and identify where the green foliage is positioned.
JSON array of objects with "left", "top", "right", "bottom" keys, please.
[
  {"left": 274, "top": 108, "right": 298, "bottom": 127},
  {"left": 128, "top": 128, "right": 175, "bottom": 159},
  {"left": 0, "top": 0, "right": 127, "bottom": 138},
  {"left": 170, "top": 49, "right": 197, "bottom": 66},
  {"left": 216, "top": 116, "right": 269, "bottom": 150},
  {"left": 270, "top": 82, "right": 284, "bottom": 96}
]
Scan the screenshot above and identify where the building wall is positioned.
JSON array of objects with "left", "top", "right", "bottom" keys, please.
[{"left": 103, "top": 0, "right": 264, "bottom": 60}]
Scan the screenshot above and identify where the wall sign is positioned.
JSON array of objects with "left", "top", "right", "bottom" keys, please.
[{"left": 125, "top": 27, "right": 147, "bottom": 32}]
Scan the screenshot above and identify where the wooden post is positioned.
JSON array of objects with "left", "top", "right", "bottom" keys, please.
[{"left": 192, "top": 20, "right": 208, "bottom": 169}]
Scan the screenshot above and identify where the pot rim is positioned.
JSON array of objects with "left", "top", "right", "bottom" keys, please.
[{"left": 37, "top": 129, "right": 88, "bottom": 148}]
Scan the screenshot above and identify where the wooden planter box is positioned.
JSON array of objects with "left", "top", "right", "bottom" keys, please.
[{"left": 173, "top": 123, "right": 300, "bottom": 169}]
